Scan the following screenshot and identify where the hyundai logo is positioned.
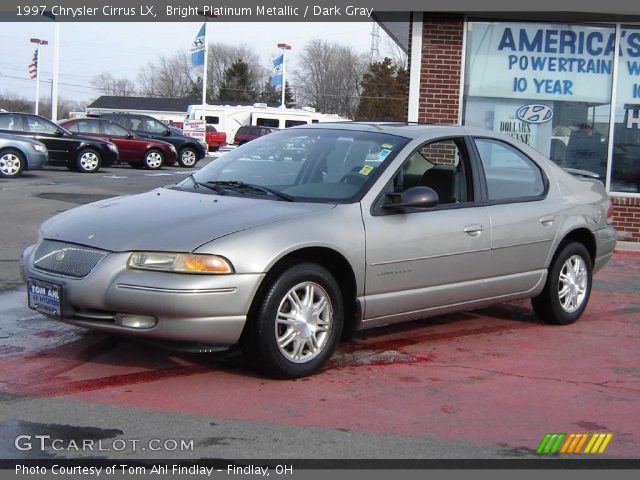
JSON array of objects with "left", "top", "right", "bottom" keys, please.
[
  {"left": 516, "top": 104, "right": 553, "bottom": 124},
  {"left": 55, "top": 251, "right": 65, "bottom": 261}
]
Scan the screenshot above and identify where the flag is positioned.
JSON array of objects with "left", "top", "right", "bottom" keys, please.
[
  {"left": 191, "top": 23, "right": 206, "bottom": 67},
  {"left": 28, "top": 49, "right": 38, "bottom": 80},
  {"left": 270, "top": 54, "right": 283, "bottom": 86}
]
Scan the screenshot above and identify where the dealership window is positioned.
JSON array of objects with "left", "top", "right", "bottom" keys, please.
[
  {"left": 462, "top": 21, "right": 614, "bottom": 180},
  {"left": 610, "top": 26, "right": 640, "bottom": 194}
]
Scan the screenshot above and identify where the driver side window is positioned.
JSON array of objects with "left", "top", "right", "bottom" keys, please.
[{"left": 393, "top": 138, "right": 470, "bottom": 205}]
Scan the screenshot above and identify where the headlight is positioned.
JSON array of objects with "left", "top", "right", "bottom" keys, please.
[
  {"left": 169, "top": 145, "right": 177, "bottom": 152},
  {"left": 32, "top": 144, "right": 47, "bottom": 153},
  {"left": 127, "top": 252, "right": 234, "bottom": 274},
  {"left": 107, "top": 143, "right": 118, "bottom": 152}
]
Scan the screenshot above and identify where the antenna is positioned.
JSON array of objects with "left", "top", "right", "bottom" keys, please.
[{"left": 370, "top": 22, "right": 380, "bottom": 64}]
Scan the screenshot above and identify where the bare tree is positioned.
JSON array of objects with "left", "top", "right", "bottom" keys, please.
[
  {"left": 90, "top": 73, "right": 136, "bottom": 96},
  {"left": 137, "top": 50, "right": 196, "bottom": 98},
  {"left": 293, "top": 39, "right": 366, "bottom": 118},
  {"left": 383, "top": 36, "right": 408, "bottom": 69},
  {"left": 206, "top": 43, "right": 265, "bottom": 101}
]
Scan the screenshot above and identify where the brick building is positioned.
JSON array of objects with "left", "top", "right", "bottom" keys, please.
[{"left": 380, "top": 13, "right": 640, "bottom": 242}]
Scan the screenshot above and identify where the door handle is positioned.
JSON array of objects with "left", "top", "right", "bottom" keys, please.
[
  {"left": 463, "top": 224, "right": 483, "bottom": 237},
  {"left": 539, "top": 216, "right": 554, "bottom": 226}
]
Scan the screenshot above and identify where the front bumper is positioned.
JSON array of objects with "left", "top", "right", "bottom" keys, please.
[
  {"left": 26, "top": 150, "right": 48, "bottom": 170},
  {"left": 22, "top": 243, "right": 264, "bottom": 346}
]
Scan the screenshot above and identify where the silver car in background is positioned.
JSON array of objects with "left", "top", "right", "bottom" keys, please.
[
  {"left": 0, "top": 132, "right": 47, "bottom": 178},
  {"left": 22, "top": 124, "right": 616, "bottom": 378}
]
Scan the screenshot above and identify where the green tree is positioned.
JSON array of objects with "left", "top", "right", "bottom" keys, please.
[
  {"left": 218, "top": 59, "right": 257, "bottom": 102},
  {"left": 259, "top": 80, "right": 294, "bottom": 107},
  {"left": 355, "top": 58, "right": 408, "bottom": 121}
]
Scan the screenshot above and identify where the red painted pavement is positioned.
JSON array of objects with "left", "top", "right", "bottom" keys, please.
[{"left": 2, "top": 254, "right": 639, "bottom": 457}]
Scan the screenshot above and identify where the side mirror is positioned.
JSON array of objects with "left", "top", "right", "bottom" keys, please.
[
  {"left": 126, "top": 133, "right": 134, "bottom": 139},
  {"left": 382, "top": 186, "right": 439, "bottom": 211},
  {"left": 165, "top": 129, "right": 172, "bottom": 136},
  {"left": 54, "top": 128, "right": 65, "bottom": 137}
]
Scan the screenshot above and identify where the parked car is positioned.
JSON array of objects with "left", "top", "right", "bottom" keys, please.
[
  {"left": 0, "top": 132, "right": 48, "bottom": 178},
  {"left": 90, "top": 113, "right": 207, "bottom": 167},
  {"left": 22, "top": 124, "right": 616, "bottom": 378},
  {"left": 59, "top": 118, "right": 177, "bottom": 170},
  {"left": 233, "top": 125, "right": 277, "bottom": 145},
  {"left": 0, "top": 112, "right": 118, "bottom": 173},
  {"left": 206, "top": 125, "right": 227, "bottom": 151}
]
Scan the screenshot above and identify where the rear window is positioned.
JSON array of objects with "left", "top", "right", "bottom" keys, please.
[{"left": 0, "top": 114, "right": 21, "bottom": 131}]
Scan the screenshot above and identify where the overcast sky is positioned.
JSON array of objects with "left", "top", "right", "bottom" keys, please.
[{"left": 0, "top": 22, "right": 398, "bottom": 105}]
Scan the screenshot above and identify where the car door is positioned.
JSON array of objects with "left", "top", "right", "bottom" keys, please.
[
  {"left": 471, "top": 137, "right": 559, "bottom": 295},
  {"left": 361, "top": 136, "right": 491, "bottom": 326},
  {"left": 99, "top": 120, "right": 136, "bottom": 160},
  {"left": 23, "top": 114, "right": 71, "bottom": 160}
]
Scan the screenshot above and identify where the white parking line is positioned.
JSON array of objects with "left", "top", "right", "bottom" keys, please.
[
  {"left": 173, "top": 170, "right": 199, "bottom": 175},
  {"left": 101, "top": 175, "right": 128, "bottom": 179},
  {"left": 143, "top": 173, "right": 174, "bottom": 177}
]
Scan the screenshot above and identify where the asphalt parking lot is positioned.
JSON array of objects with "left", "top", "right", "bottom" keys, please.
[{"left": 0, "top": 159, "right": 639, "bottom": 461}]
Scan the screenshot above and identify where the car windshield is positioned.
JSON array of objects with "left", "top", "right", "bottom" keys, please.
[{"left": 176, "top": 128, "right": 409, "bottom": 202}]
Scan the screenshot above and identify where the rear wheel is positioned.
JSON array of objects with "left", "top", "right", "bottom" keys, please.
[
  {"left": 532, "top": 242, "right": 592, "bottom": 325},
  {"left": 76, "top": 148, "right": 101, "bottom": 173},
  {"left": 243, "top": 263, "right": 344, "bottom": 378},
  {"left": 178, "top": 147, "right": 198, "bottom": 168},
  {"left": 143, "top": 149, "right": 164, "bottom": 170},
  {"left": 0, "top": 149, "right": 25, "bottom": 178}
]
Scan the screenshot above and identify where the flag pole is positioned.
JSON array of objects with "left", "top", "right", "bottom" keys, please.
[
  {"left": 202, "top": 23, "right": 208, "bottom": 105},
  {"left": 30, "top": 38, "right": 48, "bottom": 116},
  {"left": 277, "top": 43, "right": 291, "bottom": 109},
  {"left": 35, "top": 44, "right": 40, "bottom": 115}
]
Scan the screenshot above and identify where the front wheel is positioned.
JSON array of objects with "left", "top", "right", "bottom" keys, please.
[
  {"left": 243, "top": 263, "right": 344, "bottom": 378},
  {"left": 75, "top": 148, "right": 101, "bottom": 173},
  {"left": 0, "top": 149, "right": 26, "bottom": 178},
  {"left": 143, "top": 149, "right": 164, "bottom": 170},
  {"left": 178, "top": 147, "right": 198, "bottom": 168},
  {"left": 531, "top": 242, "right": 592, "bottom": 325}
]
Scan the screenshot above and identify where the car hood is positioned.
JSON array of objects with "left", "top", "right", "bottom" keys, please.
[{"left": 40, "top": 187, "right": 335, "bottom": 252}]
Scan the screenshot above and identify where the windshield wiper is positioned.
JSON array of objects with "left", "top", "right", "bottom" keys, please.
[
  {"left": 206, "top": 181, "right": 295, "bottom": 202},
  {"left": 186, "top": 174, "right": 226, "bottom": 194}
]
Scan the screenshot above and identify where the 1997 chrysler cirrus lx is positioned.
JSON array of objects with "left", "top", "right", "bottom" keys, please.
[{"left": 22, "top": 124, "right": 617, "bottom": 378}]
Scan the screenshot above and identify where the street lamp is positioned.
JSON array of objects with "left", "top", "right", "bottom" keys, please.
[
  {"left": 277, "top": 43, "right": 291, "bottom": 109},
  {"left": 29, "top": 38, "right": 48, "bottom": 115}
]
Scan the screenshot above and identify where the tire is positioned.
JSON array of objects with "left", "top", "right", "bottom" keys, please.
[
  {"left": 0, "top": 149, "right": 26, "bottom": 178},
  {"left": 178, "top": 147, "right": 198, "bottom": 168},
  {"left": 531, "top": 242, "right": 593, "bottom": 325},
  {"left": 143, "top": 149, "right": 164, "bottom": 170},
  {"left": 243, "top": 263, "right": 344, "bottom": 378},
  {"left": 75, "top": 148, "right": 101, "bottom": 173}
]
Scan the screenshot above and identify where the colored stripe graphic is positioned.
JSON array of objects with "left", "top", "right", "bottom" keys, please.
[
  {"left": 540, "top": 433, "right": 613, "bottom": 454},
  {"left": 537, "top": 433, "right": 566, "bottom": 454}
]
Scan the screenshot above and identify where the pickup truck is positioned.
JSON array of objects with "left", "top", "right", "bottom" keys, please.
[{"left": 206, "top": 125, "right": 227, "bottom": 151}]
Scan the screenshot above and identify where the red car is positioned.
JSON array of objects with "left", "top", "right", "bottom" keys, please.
[
  {"left": 233, "top": 125, "right": 277, "bottom": 145},
  {"left": 206, "top": 125, "right": 227, "bottom": 151},
  {"left": 59, "top": 118, "right": 177, "bottom": 169}
]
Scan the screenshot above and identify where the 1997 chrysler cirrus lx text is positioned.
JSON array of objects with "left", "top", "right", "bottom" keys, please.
[{"left": 22, "top": 124, "right": 616, "bottom": 378}]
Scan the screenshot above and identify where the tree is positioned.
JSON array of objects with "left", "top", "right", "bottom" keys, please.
[
  {"left": 90, "top": 73, "right": 136, "bottom": 96},
  {"left": 218, "top": 60, "right": 257, "bottom": 102},
  {"left": 137, "top": 50, "right": 197, "bottom": 98},
  {"left": 355, "top": 58, "right": 408, "bottom": 121},
  {"left": 259, "top": 80, "right": 294, "bottom": 107},
  {"left": 293, "top": 39, "right": 366, "bottom": 118},
  {"left": 206, "top": 43, "right": 264, "bottom": 101}
]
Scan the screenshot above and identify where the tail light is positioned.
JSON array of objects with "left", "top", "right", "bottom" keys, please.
[{"left": 606, "top": 203, "right": 614, "bottom": 225}]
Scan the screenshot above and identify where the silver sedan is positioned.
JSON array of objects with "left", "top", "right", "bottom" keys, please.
[
  {"left": 22, "top": 124, "right": 616, "bottom": 377},
  {"left": 0, "top": 132, "right": 48, "bottom": 178}
]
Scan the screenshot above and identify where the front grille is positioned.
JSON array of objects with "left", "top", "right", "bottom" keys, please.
[{"left": 33, "top": 240, "right": 109, "bottom": 278}]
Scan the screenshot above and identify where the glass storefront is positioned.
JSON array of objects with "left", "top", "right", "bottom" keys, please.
[{"left": 463, "top": 20, "right": 640, "bottom": 194}]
